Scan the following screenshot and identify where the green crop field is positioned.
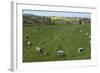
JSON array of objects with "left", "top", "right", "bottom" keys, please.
[{"left": 23, "top": 24, "right": 91, "bottom": 62}]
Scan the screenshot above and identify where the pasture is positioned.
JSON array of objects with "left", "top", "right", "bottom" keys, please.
[{"left": 23, "top": 24, "right": 91, "bottom": 62}]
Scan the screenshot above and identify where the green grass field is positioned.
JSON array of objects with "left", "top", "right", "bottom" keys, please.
[{"left": 23, "top": 24, "right": 91, "bottom": 62}]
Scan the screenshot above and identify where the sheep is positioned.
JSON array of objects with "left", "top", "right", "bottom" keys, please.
[
  {"left": 86, "top": 32, "right": 89, "bottom": 35},
  {"left": 89, "top": 35, "right": 91, "bottom": 38},
  {"left": 35, "top": 47, "right": 42, "bottom": 53},
  {"left": 27, "top": 41, "right": 31, "bottom": 46},
  {"left": 57, "top": 50, "right": 65, "bottom": 56},
  {"left": 44, "top": 51, "right": 49, "bottom": 56},
  {"left": 90, "top": 40, "right": 91, "bottom": 44},
  {"left": 78, "top": 48, "right": 84, "bottom": 53},
  {"left": 80, "top": 30, "right": 82, "bottom": 32}
]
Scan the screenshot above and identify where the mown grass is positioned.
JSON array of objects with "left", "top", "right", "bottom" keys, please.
[{"left": 23, "top": 24, "right": 91, "bottom": 62}]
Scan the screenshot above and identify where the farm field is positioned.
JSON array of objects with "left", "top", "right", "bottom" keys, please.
[{"left": 23, "top": 24, "right": 91, "bottom": 62}]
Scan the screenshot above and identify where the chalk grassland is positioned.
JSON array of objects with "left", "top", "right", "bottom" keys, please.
[{"left": 23, "top": 24, "right": 91, "bottom": 62}]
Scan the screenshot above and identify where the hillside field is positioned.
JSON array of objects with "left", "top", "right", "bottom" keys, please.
[{"left": 23, "top": 24, "right": 91, "bottom": 62}]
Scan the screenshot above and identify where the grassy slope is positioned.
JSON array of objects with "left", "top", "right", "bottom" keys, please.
[{"left": 23, "top": 24, "right": 91, "bottom": 62}]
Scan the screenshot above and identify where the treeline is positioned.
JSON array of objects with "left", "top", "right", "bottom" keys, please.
[{"left": 23, "top": 14, "right": 91, "bottom": 25}]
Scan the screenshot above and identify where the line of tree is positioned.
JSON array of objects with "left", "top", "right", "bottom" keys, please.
[{"left": 23, "top": 14, "right": 91, "bottom": 25}]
